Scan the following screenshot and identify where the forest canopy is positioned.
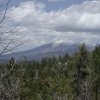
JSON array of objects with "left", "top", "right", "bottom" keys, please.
[{"left": 0, "top": 44, "right": 100, "bottom": 100}]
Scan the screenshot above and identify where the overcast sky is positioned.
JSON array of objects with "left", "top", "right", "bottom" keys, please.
[{"left": 3, "top": 0, "right": 100, "bottom": 51}]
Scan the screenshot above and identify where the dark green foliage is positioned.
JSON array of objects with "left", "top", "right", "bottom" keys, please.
[{"left": 0, "top": 44, "right": 100, "bottom": 100}]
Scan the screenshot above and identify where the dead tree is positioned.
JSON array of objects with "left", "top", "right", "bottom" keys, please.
[
  {"left": 0, "top": 0, "right": 23, "bottom": 99},
  {"left": 0, "top": 0, "right": 23, "bottom": 56}
]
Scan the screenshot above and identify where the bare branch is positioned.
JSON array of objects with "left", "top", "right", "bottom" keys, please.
[
  {"left": 0, "top": 36, "right": 15, "bottom": 55},
  {"left": 0, "top": 0, "right": 11, "bottom": 24}
]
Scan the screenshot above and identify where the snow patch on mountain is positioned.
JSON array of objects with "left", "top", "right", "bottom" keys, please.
[{"left": 52, "top": 40, "right": 74, "bottom": 47}]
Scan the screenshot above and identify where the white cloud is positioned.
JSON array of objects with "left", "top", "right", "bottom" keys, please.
[{"left": 7, "top": 0, "right": 100, "bottom": 50}]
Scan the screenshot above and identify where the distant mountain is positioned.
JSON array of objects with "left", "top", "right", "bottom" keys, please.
[{"left": 0, "top": 42, "right": 95, "bottom": 63}]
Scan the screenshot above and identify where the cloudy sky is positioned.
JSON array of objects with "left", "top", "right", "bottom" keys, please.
[{"left": 3, "top": 0, "right": 100, "bottom": 51}]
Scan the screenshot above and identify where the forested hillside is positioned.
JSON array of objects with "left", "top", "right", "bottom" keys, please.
[{"left": 0, "top": 44, "right": 100, "bottom": 100}]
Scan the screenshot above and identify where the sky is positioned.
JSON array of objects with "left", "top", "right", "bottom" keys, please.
[{"left": 1, "top": 0, "right": 100, "bottom": 51}]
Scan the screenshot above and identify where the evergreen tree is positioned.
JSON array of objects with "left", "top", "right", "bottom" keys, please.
[{"left": 93, "top": 45, "right": 100, "bottom": 100}]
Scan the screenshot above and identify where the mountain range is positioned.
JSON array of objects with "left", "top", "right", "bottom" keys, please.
[{"left": 0, "top": 42, "right": 95, "bottom": 63}]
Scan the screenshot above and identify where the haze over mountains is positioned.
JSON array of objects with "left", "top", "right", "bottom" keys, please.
[{"left": 0, "top": 42, "right": 95, "bottom": 63}]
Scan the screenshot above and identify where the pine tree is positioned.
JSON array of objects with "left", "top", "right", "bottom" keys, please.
[
  {"left": 93, "top": 45, "right": 100, "bottom": 100},
  {"left": 71, "top": 44, "right": 91, "bottom": 100}
]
